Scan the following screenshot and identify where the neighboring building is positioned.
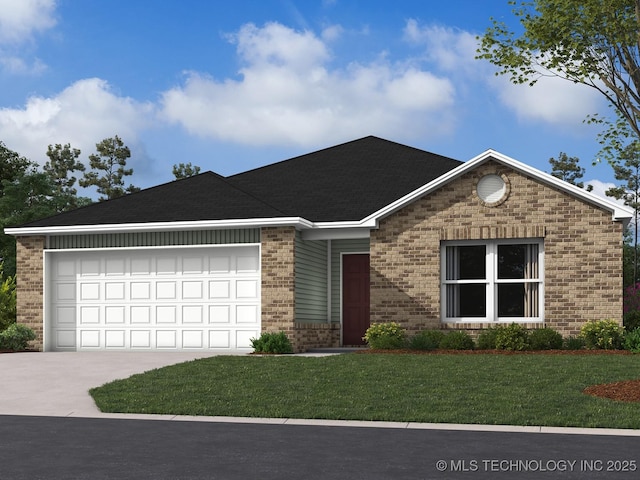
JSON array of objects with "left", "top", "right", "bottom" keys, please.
[{"left": 5, "top": 136, "right": 633, "bottom": 352}]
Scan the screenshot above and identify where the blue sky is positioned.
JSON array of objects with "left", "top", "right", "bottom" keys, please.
[{"left": 0, "top": 0, "right": 620, "bottom": 199}]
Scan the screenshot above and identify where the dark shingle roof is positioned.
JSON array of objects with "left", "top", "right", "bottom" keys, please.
[
  {"left": 229, "top": 136, "right": 462, "bottom": 222},
  {"left": 19, "top": 172, "right": 285, "bottom": 227},
  {"left": 16, "top": 136, "right": 462, "bottom": 228}
]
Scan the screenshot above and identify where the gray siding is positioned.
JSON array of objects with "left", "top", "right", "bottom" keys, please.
[
  {"left": 48, "top": 229, "right": 260, "bottom": 249},
  {"left": 295, "top": 232, "right": 328, "bottom": 323},
  {"left": 331, "top": 238, "right": 370, "bottom": 322}
]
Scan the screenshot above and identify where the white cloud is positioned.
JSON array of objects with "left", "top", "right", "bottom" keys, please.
[
  {"left": 161, "top": 22, "right": 455, "bottom": 146},
  {"left": 0, "top": 0, "right": 56, "bottom": 44},
  {"left": 403, "top": 20, "right": 480, "bottom": 74},
  {"left": 493, "top": 74, "right": 604, "bottom": 126},
  {"left": 586, "top": 179, "right": 619, "bottom": 202},
  {"left": 0, "top": 55, "right": 46, "bottom": 74},
  {"left": 0, "top": 78, "right": 154, "bottom": 164},
  {"left": 0, "top": 0, "right": 57, "bottom": 75}
]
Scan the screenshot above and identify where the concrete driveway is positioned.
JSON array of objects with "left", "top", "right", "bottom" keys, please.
[{"left": 0, "top": 351, "right": 236, "bottom": 417}]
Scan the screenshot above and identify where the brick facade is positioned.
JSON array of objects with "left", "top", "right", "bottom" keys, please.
[
  {"left": 370, "top": 161, "right": 624, "bottom": 337},
  {"left": 15, "top": 236, "right": 45, "bottom": 351},
  {"left": 260, "top": 226, "right": 299, "bottom": 349},
  {"left": 12, "top": 161, "right": 626, "bottom": 353}
]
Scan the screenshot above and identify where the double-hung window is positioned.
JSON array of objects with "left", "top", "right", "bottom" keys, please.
[{"left": 441, "top": 239, "right": 543, "bottom": 322}]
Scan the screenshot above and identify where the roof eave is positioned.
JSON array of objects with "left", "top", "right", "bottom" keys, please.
[
  {"left": 360, "top": 149, "right": 634, "bottom": 226},
  {"left": 4, "top": 217, "right": 315, "bottom": 237}
]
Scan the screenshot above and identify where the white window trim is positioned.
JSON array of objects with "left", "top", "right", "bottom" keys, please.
[{"left": 440, "top": 238, "right": 544, "bottom": 323}]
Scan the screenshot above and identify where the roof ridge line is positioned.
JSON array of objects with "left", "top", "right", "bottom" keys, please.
[{"left": 219, "top": 175, "right": 290, "bottom": 217}]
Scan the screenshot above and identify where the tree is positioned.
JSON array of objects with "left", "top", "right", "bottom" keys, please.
[
  {"left": 0, "top": 169, "right": 58, "bottom": 278},
  {"left": 548, "top": 152, "right": 593, "bottom": 190},
  {"left": 477, "top": 0, "right": 640, "bottom": 140},
  {"left": 0, "top": 141, "right": 32, "bottom": 197},
  {"left": 605, "top": 141, "right": 640, "bottom": 284},
  {"left": 80, "top": 135, "right": 140, "bottom": 201},
  {"left": 172, "top": 162, "right": 201, "bottom": 180},
  {"left": 43, "top": 143, "right": 89, "bottom": 212}
]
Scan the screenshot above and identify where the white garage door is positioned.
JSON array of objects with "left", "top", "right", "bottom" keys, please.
[{"left": 47, "top": 246, "right": 261, "bottom": 351}]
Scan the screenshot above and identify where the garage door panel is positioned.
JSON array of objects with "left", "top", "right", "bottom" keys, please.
[
  {"left": 183, "top": 305, "right": 204, "bottom": 324},
  {"left": 183, "top": 256, "right": 205, "bottom": 274},
  {"left": 183, "top": 330, "right": 203, "bottom": 348},
  {"left": 55, "top": 307, "right": 76, "bottom": 325},
  {"left": 130, "top": 305, "right": 150, "bottom": 323},
  {"left": 131, "top": 258, "right": 151, "bottom": 275},
  {"left": 156, "top": 306, "right": 177, "bottom": 324},
  {"left": 105, "top": 330, "right": 125, "bottom": 348},
  {"left": 80, "top": 283, "right": 100, "bottom": 300},
  {"left": 56, "top": 283, "right": 75, "bottom": 301},
  {"left": 131, "top": 330, "right": 151, "bottom": 348},
  {"left": 105, "top": 306, "right": 125, "bottom": 324},
  {"left": 131, "top": 282, "right": 151, "bottom": 299},
  {"left": 236, "top": 280, "right": 258, "bottom": 298},
  {"left": 80, "top": 330, "right": 101, "bottom": 348},
  {"left": 56, "top": 260, "right": 76, "bottom": 277},
  {"left": 210, "top": 256, "right": 230, "bottom": 273},
  {"left": 156, "top": 281, "right": 177, "bottom": 299},
  {"left": 236, "top": 305, "right": 258, "bottom": 324},
  {"left": 48, "top": 246, "right": 260, "bottom": 351},
  {"left": 80, "top": 306, "right": 100, "bottom": 324},
  {"left": 56, "top": 330, "right": 76, "bottom": 348},
  {"left": 80, "top": 259, "right": 100, "bottom": 276},
  {"left": 106, "top": 258, "right": 125, "bottom": 276},
  {"left": 182, "top": 281, "right": 203, "bottom": 299},
  {"left": 105, "top": 282, "right": 125, "bottom": 300},
  {"left": 210, "top": 305, "right": 230, "bottom": 323},
  {"left": 236, "top": 330, "right": 258, "bottom": 349},
  {"left": 156, "top": 330, "right": 177, "bottom": 348}
]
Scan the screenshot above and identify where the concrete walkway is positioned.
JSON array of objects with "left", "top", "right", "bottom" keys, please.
[{"left": 2, "top": 351, "right": 640, "bottom": 437}]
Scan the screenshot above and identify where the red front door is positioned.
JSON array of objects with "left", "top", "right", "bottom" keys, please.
[{"left": 342, "top": 254, "right": 370, "bottom": 346}]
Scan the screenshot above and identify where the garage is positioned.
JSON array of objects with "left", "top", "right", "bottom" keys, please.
[{"left": 46, "top": 245, "right": 261, "bottom": 351}]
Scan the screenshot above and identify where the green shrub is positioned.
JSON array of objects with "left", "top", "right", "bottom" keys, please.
[
  {"left": 0, "top": 272, "right": 17, "bottom": 332},
  {"left": 580, "top": 319, "right": 624, "bottom": 350},
  {"left": 0, "top": 324, "right": 36, "bottom": 351},
  {"left": 528, "top": 327, "right": 563, "bottom": 350},
  {"left": 563, "top": 336, "right": 586, "bottom": 350},
  {"left": 624, "top": 310, "right": 640, "bottom": 332},
  {"left": 477, "top": 327, "right": 499, "bottom": 350},
  {"left": 250, "top": 332, "right": 293, "bottom": 354},
  {"left": 494, "top": 323, "right": 530, "bottom": 351},
  {"left": 439, "top": 331, "right": 474, "bottom": 350},
  {"left": 624, "top": 328, "right": 640, "bottom": 353},
  {"left": 408, "top": 330, "right": 445, "bottom": 351},
  {"left": 363, "top": 322, "right": 407, "bottom": 349}
]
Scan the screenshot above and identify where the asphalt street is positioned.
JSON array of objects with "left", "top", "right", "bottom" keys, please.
[{"left": 2, "top": 415, "right": 640, "bottom": 480}]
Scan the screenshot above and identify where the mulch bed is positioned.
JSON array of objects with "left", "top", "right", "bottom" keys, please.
[{"left": 584, "top": 380, "right": 640, "bottom": 403}]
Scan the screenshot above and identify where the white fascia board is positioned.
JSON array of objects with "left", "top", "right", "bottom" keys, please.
[
  {"left": 302, "top": 227, "right": 371, "bottom": 241},
  {"left": 476, "top": 149, "right": 635, "bottom": 222},
  {"left": 4, "top": 217, "right": 314, "bottom": 236},
  {"left": 361, "top": 149, "right": 634, "bottom": 226}
]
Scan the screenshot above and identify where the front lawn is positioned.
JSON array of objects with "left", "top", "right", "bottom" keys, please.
[{"left": 90, "top": 353, "right": 640, "bottom": 429}]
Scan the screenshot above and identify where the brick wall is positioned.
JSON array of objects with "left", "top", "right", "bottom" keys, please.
[
  {"left": 15, "top": 236, "right": 45, "bottom": 351},
  {"left": 370, "top": 161, "right": 624, "bottom": 337},
  {"left": 260, "top": 226, "right": 299, "bottom": 348}
]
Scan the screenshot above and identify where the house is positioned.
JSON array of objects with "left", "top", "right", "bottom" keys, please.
[{"left": 5, "top": 136, "right": 633, "bottom": 352}]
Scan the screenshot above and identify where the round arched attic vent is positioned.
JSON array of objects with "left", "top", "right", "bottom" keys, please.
[{"left": 477, "top": 174, "right": 507, "bottom": 203}]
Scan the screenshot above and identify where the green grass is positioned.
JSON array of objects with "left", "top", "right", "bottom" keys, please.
[{"left": 90, "top": 353, "right": 640, "bottom": 429}]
